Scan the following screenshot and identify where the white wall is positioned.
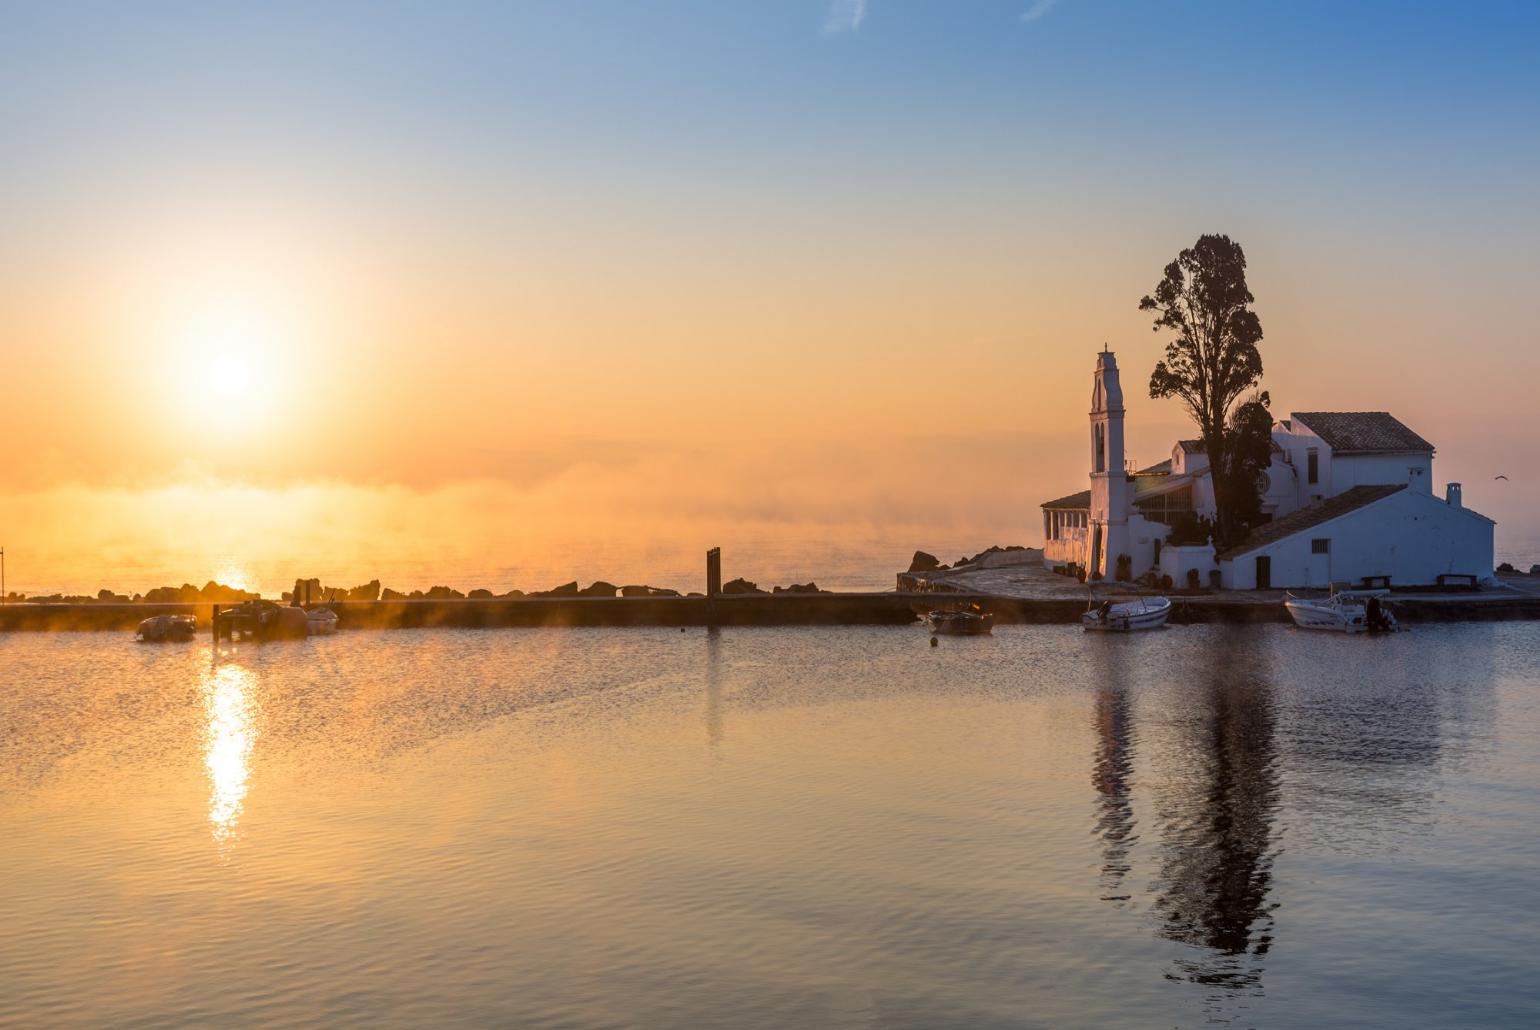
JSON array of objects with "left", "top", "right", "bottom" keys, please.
[
  {"left": 1043, "top": 524, "right": 1087, "bottom": 568},
  {"left": 1160, "top": 545, "right": 1218, "bottom": 588},
  {"left": 1126, "top": 513, "right": 1170, "bottom": 577},
  {"left": 1220, "top": 489, "right": 1495, "bottom": 589},
  {"left": 1274, "top": 423, "right": 1433, "bottom": 505},
  {"left": 1275, "top": 425, "right": 1331, "bottom": 506},
  {"left": 1331, "top": 453, "right": 1433, "bottom": 495}
]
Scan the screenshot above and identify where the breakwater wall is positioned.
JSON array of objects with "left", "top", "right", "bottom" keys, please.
[{"left": 3, "top": 592, "right": 1539, "bottom": 632}]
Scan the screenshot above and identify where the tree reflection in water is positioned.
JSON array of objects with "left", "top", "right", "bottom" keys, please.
[{"left": 1148, "top": 639, "right": 1280, "bottom": 993}]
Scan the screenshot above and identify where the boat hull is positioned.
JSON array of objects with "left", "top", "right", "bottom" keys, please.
[
  {"left": 1082, "top": 598, "right": 1171, "bottom": 632},
  {"left": 1285, "top": 598, "right": 1368, "bottom": 633},
  {"left": 927, "top": 612, "right": 994, "bottom": 635},
  {"left": 136, "top": 614, "right": 197, "bottom": 642}
]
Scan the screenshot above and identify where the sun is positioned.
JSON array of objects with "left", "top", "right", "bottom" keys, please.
[{"left": 169, "top": 303, "right": 292, "bottom": 428}]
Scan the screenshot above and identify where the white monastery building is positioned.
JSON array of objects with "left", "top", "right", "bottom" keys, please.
[{"left": 1040, "top": 348, "right": 1495, "bottom": 590}]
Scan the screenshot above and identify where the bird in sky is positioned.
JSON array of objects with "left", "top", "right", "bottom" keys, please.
[{"left": 1495, "top": 475, "right": 1509, "bottom": 480}]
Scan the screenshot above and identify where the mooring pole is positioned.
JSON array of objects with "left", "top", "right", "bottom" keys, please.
[{"left": 705, "top": 547, "right": 721, "bottom": 626}]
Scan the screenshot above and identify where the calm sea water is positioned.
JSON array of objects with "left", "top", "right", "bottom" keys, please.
[{"left": 3, "top": 624, "right": 1539, "bottom": 1028}]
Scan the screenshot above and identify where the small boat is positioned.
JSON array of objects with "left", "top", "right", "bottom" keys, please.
[
  {"left": 136, "top": 613, "right": 197, "bottom": 642},
  {"left": 1082, "top": 596, "right": 1171, "bottom": 632},
  {"left": 305, "top": 607, "right": 339, "bottom": 636},
  {"left": 927, "top": 607, "right": 995, "bottom": 635},
  {"left": 215, "top": 600, "right": 310, "bottom": 641},
  {"left": 1284, "top": 588, "right": 1398, "bottom": 633}
]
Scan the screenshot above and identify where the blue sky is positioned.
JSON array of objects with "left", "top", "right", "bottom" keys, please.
[{"left": 2, "top": 1, "right": 1539, "bottom": 576}]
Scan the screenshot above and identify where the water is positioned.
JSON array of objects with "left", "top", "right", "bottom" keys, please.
[{"left": 3, "top": 624, "right": 1539, "bottom": 1028}]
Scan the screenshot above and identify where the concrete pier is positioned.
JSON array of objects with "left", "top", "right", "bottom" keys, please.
[{"left": 3, "top": 590, "right": 1539, "bottom": 632}]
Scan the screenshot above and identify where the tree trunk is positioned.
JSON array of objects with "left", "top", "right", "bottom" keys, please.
[{"left": 1205, "top": 428, "right": 1232, "bottom": 548}]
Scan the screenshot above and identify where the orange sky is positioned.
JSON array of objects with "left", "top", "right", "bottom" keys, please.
[{"left": 3, "top": 3, "right": 1537, "bottom": 593}]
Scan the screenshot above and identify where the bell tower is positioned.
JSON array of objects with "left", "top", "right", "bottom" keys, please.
[{"left": 1088, "top": 346, "right": 1132, "bottom": 578}]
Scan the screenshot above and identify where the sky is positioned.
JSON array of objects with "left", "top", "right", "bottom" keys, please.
[{"left": 2, "top": 1, "right": 1538, "bottom": 593}]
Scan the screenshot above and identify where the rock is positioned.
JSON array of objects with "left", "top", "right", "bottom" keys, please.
[
  {"left": 621, "top": 584, "right": 680, "bottom": 597},
  {"left": 955, "top": 545, "right": 1032, "bottom": 569},
  {"left": 1530, "top": 564, "right": 1540, "bottom": 576},
  {"left": 291, "top": 577, "right": 323, "bottom": 604},
  {"left": 467, "top": 588, "right": 495, "bottom": 599},
  {"left": 423, "top": 585, "right": 465, "bottom": 599},
  {"left": 907, "top": 551, "right": 943, "bottom": 574},
  {"left": 580, "top": 581, "right": 619, "bottom": 598},
  {"left": 721, "top": 577, "right": 766, "bottom": 595},
  {"left": 143, "top": 584, "right": 202, "bottom": 604},
  {"left": 381, "top": 588, "right": 408, "bottom": 601},
  {"left": 1497, "top": 562, "right": 1515, "bottom": 572},
  {"left": 202, "top": 580, "right": 259, "bottom": 603},
  {"left": 347, "top": 580, "right": 382, "bottom": 602},
  {"left": 501, "top": 589, "right": 526, "bottom": 598},
  {"left": 772, "top": 582, "right": 821, "bottom": 594},
  {"left": 533, "top": 581, "right": 580, "bottom": 597}
]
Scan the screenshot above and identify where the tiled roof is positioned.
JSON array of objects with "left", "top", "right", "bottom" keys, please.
[
  {"left": 1135, "top": 459, "right": 1172, "bottom": 475},
  {"left": 1291, "top": 412, "right": 1434, "bottom": 454},
  {"left": 1040, "top": 489, "right": 1091, "bottom": 510},
  {"left": 1178, "top": 439, "right": 1206, "bottom": 453},
  {"left": 1217, "top": 484, "right": 1406, "bottom": 560}
]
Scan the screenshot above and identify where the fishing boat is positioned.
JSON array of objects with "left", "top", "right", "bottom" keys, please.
[
  {"left": 1284, "top": 588, "right": 1397, "bottom": 633},
  {"left": 927, "top": 606, "right": 995, "bottom": 635},
  {"left": 136, "top": 613, "right": 197, "bottom": 642},
  {"left": 1082, "top": 595, "right": 1171, "bottom": 632}
]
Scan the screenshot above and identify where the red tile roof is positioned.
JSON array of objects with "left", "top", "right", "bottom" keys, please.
[{"left": 1291, "top": 412, "right": 1434, "bottom": 454}]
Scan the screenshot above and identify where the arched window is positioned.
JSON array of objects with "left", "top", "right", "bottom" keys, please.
[{"left": 1094, "top": 423, "right": 1106, "bottom": 473}]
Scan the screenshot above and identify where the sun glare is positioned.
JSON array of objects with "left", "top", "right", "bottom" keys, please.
[{"left": 168, "top": 301, "right": 296, "bottom": 429}]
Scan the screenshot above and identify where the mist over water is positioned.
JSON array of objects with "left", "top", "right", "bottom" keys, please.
[
  {"left": 7, "top": 471, "right": 1536, "bottom": 598},
  {"left": 3, "top": 624, "right": 1538, "bottom": 1027}
]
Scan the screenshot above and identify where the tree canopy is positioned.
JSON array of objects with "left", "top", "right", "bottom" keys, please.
[{"left": 1141, "top": 234, "right": 1269, "bottom": 546}]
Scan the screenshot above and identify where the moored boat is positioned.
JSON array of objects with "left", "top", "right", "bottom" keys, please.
[
  {"left": 927, "top": 607, "right": 994, "bottom": 635},
  {"left": 305, "top": 607, "right": 339, "bottom": 636},
  {"left": 1082, "top": 596, "right": 1170, "bottom": 632},
  {"left": 1284, "top": 588, "right": 1397, "bottom": 633},
  {"left": 136, "top": 613, "right": 197, "bottom": 642}
]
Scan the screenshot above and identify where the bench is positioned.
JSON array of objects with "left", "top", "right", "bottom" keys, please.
[
  {"left": 1436, "top": 573, "right": 1479, "bottom": 590},
  {"left": 1358, "top": 575, "right": 1392, "bottom": 590}
]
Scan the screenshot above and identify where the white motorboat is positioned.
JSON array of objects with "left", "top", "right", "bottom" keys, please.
[
  {"left": 1284, "top": 588, "right": 1397, "bottom": 633},
  {"left": 305, "top": 607, "right": 339, "bottom": 636},
  {"left": 1082, "top": 596, "right": 1171, "bottom": 632}
]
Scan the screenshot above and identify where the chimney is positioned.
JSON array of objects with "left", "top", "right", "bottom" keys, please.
[{"left": 1446, "top": 482, "right": 1462, "bottom": 508}]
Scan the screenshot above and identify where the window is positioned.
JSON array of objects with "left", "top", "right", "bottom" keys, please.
[
  {"left": 1311, "top": 538, "right": 1330, "bottom": 554},
  {"left": 1307, "top": 448, "right": 1319, "bottom": 485},
  {"left": 1094, "top": 424, "right": 1106, "bottom": 473}
]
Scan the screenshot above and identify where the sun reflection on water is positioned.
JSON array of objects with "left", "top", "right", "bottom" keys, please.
[{"left": 202, "top": 659, "right": 257, "bottom": 845}]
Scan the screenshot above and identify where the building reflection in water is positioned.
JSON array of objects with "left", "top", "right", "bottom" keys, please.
[
  {"left": 202, "top": 657, "right": 258, "bottom": 846},
  {"left": 704, "top": 626, "right": 724, "bottom": 755},
  {"left": 1148, "top": 635, "right": 1280, "bottom": 993},
  {"left": 1091, "top": 644, "right": 1138, "bottom": 906}
]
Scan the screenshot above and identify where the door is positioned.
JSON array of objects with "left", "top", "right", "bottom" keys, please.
[
  {"left": 1255, "top": 555, "right": 1271, "bottom": 590},
  {"left": 1090, "top": 526, "right": 1103, "bottom": 578}
]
